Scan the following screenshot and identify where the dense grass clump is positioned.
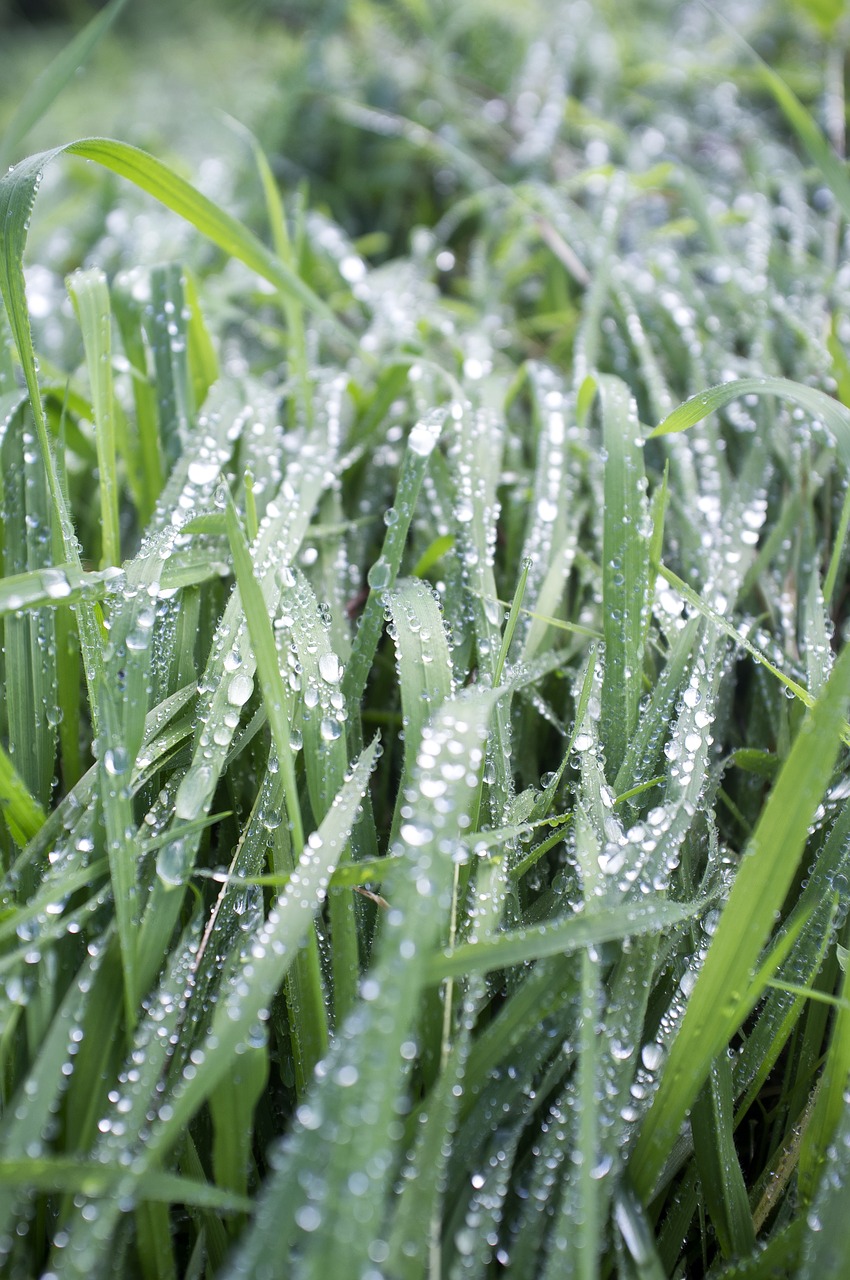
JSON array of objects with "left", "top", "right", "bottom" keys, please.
[{"left": 3, "top": 1, "right": 850, "bottom": 1276}]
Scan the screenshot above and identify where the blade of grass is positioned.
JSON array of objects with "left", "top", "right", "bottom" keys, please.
[
  {"left": 0, "top": 139, "right": 356, "bottom": 352},
  {"left": 67, "top": 269, "right": 121, "bottom": 567},
  {"left": 650, "top": 377, "right": 850, "bottom": 469},
  {"left": 630, "top": 641, "right": 850, "bottom": 1202},
  {"left": 425, "top": 894, "right": 709, "bottom": 982},
  {"left": 597, "top": 374, "right": 650, "bottom": 781}
]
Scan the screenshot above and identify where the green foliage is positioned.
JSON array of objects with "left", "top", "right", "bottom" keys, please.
[{"left": 1, "top": 1, "right": 850, "bottom": 1277}]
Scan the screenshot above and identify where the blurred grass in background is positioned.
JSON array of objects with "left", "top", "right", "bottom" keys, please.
[{"left": 4, "top": 1, "right": 850, "bottom": 1276}]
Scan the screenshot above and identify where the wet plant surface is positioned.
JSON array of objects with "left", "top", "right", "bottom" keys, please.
[{"left": 2, "top": 0, "right": 850, "bottom": 1275}]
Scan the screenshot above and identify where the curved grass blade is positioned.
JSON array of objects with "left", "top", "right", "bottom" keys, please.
[
  {"left": 718, "top": 13, "right": 850, "bottom": 223},
  {"left": 0, "top": 1159, "right": 252, "bottom": 1215},
  {"left": 0, "top": 743, "right": 45, "bottom": 846},
  {"left": 0, "top": 138, "right": 354, "bottom": 362},
  {"left": 650, "top": 377, "right": 850, "bottom": 468}
]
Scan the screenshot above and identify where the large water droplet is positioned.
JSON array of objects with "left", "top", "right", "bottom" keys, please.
[{"left": 227, "top": 673, "right": 254, "bottom": 707}]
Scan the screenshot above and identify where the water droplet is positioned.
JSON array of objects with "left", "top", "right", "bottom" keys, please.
[
  {"left": 227, "top": 673, "right": 254, "bottom": 707},
  {"left": 187, "top": 458, "right": 220, "bottom": 486},
  {"left": 103, "top": 746, "right": 130, "bottom": 777},
  {"left": 318, "top": 652, "right": 342, "bottom": 685},
  {"left": 368, "top": 558, "right": 391, "bottom": 590}
]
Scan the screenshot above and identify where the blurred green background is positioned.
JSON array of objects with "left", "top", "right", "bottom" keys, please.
[{"left": 0, "top": 0, "right": 842, "bottom": 267}]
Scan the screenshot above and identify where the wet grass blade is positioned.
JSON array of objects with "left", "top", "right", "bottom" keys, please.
[
  {"left": 0, "top": 140, "right": 356, "bottom": 350},
  {"left": 342, "top": 408, "right": 446, "bottom": 712},
  {"left": 385, "top": 577, "right": 454, "bottom": 841},
  {"left": 630, "top": 642, "right": 850, "bottom": 1201},
  {"left": 426, "top": 895, "right": 707, "bottom": 982},
  {"left": 66, "top": 269, "right": 121, "bottom": 567},
  {"left": 226, "top": 691, "right": 496, "bottom": 1279},
  {"left": 597, "top": 374, "right": 649, "bottom": 782},
  {"left": 650, "top": 377, "right": 850, "bottom": 468}
]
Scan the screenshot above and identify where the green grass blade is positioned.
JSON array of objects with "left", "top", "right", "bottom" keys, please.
[
  {"left": 0, "top": 139, "right": 355, "bottom": 349},
  {"left": 66, "top": 269, "right": 121, "bottom": 567},
  {"left": 797, "top": 1100, "right": 850, "bottom": 1280},
  {"left": 690, "top": 1051, "right": 755, "bottom": 1259},
  {"left": 385, "top": 577, "right": 454, "bottom": 841},
  {"left": 425, "top": 895, "right": 707, "bottom": 982},
  {"left": 0, "top": 741, "right": 45, "bottom": 846},
  {"left": 650, "top": 377, "right": 850, "bottom": 468},
  {"left": 224, "top": 496, "right": 303, "bottom": 854},
  {"left": 148, "top": 264, "right": 195, "bottom": 470},
  {"left": 156, "top": 734, "right": 379, "bottom": 1143},
  {"left": 597, "top": 374, "right": 650, "bottom": 781},
  {"left": 797, "top": 955, "right": 850, "bottom": 1204},
  {"left": 735, "top": 25, "right": 850, "bottom": 222},
  {"left": 630, "top": 642, "right": 850, "bottom": 1201},
  {"left": 226, "top": 690, "right": 497, "bottom": 1278},
  {"left": 343, "top": 407, "right": 446, "bottom": 711},
  {"left": 111, "top": 273, "right": 164, "bottom": 521},
  {"left": 276, "top": 567, "right": 359, "bottom": 1020},
  {"left": 0, "top": 1158, "right": 252, "bottom": 1215}
]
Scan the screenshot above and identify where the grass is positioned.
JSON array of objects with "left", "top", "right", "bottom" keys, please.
[{"left": 2, "top": 0, "right": 850, "bottom": 1276}]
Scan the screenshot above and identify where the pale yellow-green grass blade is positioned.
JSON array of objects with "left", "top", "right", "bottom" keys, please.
[
  {"left": 650, "top": 376, "right": 850, "bottom": 468},
  {"left": 0, "top": 741, "right": 45, "bottom": 846}
]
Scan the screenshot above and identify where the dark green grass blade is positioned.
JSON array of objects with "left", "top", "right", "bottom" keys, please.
[{"left": 690, "top": 1051, "right": 755, "bottom": 1260}]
